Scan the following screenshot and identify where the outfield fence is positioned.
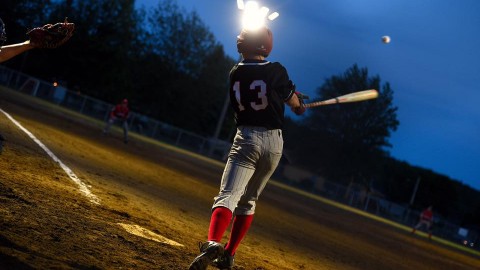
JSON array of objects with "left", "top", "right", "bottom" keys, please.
[{"left": 0, "top": 65, "right": 478, "bottom": 252}]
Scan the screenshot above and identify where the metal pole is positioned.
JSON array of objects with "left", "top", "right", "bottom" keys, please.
[
  {"left": 405, "top": 177, "right": 421, "bottom": 224},
  {"left": 409, "top": 177, "right": 421, "bottom": 206},
  {"left": 209, "top": 82, "right": 232, "bottom": 157},
  {"left": 212, "top": 92, "right": 230, "bottom": 141}
]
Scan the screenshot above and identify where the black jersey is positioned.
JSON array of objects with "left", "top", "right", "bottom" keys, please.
[{"left": 229, "top": 59, "right": 294, "bottom": 130}]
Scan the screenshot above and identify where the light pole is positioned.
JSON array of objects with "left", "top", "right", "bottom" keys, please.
[
  {"left": 212, "top": 90, "right": 230, "bottom": 141},
  {"left": 404, "top": 177, "right": 421, "bottom": 223},
  {"left": 409, "top": 177, "right": 421, "bottom": 206}
]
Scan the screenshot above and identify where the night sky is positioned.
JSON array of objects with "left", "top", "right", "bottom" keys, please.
[{"left": 136, "top": 0, "right": 480, "bottom": 191}]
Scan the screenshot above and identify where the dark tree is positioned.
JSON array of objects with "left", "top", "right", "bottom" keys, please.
[
  {"left": 47, "top": 0, "right": 142, "bottom": 101},
  {"left": 0, "top": 0, "right": 53, "bottom": 72},
  {"left": 286, "top": 64, "right": 399, "bottom": 185},
  {"left": 139, "top": 0, "right": 235, "bottom": 135},
  {"left": 145, "top": 0, "right": 219, "bottom": 78}
]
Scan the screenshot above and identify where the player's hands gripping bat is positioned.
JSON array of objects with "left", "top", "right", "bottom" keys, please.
[
  {"left": 27, "top": 18, "right": 74, "bottom": 49},
  {"left": 304, "top": 89, "right": 378, "bottom": 108},
  {"left": 293, "top": 91, "right": 308, "bottom": 115}
]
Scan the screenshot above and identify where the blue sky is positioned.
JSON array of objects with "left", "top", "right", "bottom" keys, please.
[{"left": 136, "top": 0, "right": 480, "bottom": 191}]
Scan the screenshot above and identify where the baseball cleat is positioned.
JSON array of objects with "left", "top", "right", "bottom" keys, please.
[
  {"left": 212, "top": 252, "right": 234, "bottom": 269},
  {"left": 188, "top": 241, "right": 224, "bottom": 270}
]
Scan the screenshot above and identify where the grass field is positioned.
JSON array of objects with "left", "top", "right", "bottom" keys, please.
[{"left": 1, "top": 87, "right": 479, "bottom": 269}]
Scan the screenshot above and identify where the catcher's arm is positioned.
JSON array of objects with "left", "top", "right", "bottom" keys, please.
[
  {"left": 0, "top": 19, "right": 74, "bottom": 62},
  {"left": 0, "top": 41, "right": 34, "bottom": 63}
]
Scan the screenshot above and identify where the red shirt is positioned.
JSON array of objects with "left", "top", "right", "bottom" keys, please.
[
  {"left": 420, "top": 208, "right": 433, "bottom": 222},
  {"left": 110, "top": 104, "right": 129, "bottom": 119}
]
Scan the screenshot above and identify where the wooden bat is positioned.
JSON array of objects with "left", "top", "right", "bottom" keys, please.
[{"left": 304, "top": 89, "right": 379, "bottom": 108}]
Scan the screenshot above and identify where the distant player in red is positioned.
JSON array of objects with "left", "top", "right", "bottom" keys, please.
[
  {"left": 188, "top": 25, "right": 306, "bottom": 270},
  {"left": 411, "top": 206, "right": 434, "bottom": 239},
  {"left": 103, "top": 99, "right": 130, "bottom": 143}
]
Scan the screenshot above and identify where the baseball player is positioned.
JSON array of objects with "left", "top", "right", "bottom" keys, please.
[
  {"left": 411, "top": 206, "right": 434, "bottom": 239},
  {"left": 188, "top": 26, "right": 306, "bottom": 270},
  {"left": 103, "top": 99, "right": 130, "bottom": 143}
]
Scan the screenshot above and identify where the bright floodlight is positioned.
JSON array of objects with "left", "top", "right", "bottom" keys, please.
[
  {"left": 268, "top": 12, "right": 279, "bottom": 21},
  {"left": 242, "top": 1, "right": 263, "bottom": 31},
  {"left": 237, "top": 0, "right": 244, "bottom": 10},
  {"left": 240, "top": 1, "right": 279, "bottom": 31},
  {"left": 260, "top": 6, "right": 269, "bottom": 17}
]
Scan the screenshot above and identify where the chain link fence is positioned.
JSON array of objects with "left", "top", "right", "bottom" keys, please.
[{"left": 1, "top": 65, "right": 478, "bottom": 252}]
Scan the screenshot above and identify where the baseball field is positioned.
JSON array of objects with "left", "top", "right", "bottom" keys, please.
[{"left": 0, "top": 87, "right": 478, "bottom": 269}]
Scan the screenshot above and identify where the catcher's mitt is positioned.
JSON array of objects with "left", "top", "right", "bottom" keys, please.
[{"left": 27, "top": 18, "right": 74, "bottom": 49}]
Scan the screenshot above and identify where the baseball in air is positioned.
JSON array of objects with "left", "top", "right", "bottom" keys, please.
[{"left": 382, "top": 35, "right": 391, "bottom": 44}]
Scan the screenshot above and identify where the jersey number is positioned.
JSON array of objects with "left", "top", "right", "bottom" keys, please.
[{"left": 233, "top": 80, "right": 268, "bottom": 111}]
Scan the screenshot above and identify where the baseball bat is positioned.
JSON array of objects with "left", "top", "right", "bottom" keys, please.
[{"left": 304, "top": 89, "right": 378, "bottom": 108}]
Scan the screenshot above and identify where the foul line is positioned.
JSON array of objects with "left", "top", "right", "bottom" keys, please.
[
  {"left": 0, "top": 108, "right": 100, "bottom": 205},
  {"left": 0, "top": 108, "right": 183, "bottom": 247}
]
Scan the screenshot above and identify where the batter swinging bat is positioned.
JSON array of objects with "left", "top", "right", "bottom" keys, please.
[{"left": 304, "top": 89, "right": 378, "bottom": 108}]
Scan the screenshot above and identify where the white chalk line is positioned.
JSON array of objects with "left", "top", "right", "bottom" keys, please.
[
  {"left": 1, "top": 108, "right": 183, "bottom": 246},
  {"left": 0, "top": 108, "right": 100, "bottom": 205}
]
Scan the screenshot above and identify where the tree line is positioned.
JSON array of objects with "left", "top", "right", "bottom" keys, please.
[{"left": 1, "top": 0, "right": 478, "bottom": 228}]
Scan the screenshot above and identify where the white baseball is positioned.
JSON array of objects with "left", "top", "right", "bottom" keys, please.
[{"left": 382, "top": 36, "right": 391, "bottom": 44}]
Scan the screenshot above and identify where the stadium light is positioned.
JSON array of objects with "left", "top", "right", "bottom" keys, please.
[
  {"left": 238, "top": 0, "right": 279, "bottom": 31},
  {"left": 237, "top": 0, "right": 245, "bottom": 10},
  {"left": 268, "top": 12, "right": 279, "bottom": 21}
]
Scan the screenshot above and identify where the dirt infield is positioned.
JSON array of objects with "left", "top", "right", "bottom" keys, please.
[{"left": 1, "top": 88, "right": 479, "bottom": 269}]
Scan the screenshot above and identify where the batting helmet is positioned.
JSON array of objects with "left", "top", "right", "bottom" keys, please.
[
  {"left": 237, "top": 26, "right": 273, "bottom": 57},
  {"left": 0, "top": 18, "right": 6, "bottom": 46}
]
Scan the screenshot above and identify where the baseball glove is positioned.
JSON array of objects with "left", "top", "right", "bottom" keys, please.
[{"left": 27, "top": 18, "right": 74, "bottom": 49}]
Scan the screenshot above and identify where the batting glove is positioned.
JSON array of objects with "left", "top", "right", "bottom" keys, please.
[{"left": 293, "top": 91, "right": 307, "bottom": 115}]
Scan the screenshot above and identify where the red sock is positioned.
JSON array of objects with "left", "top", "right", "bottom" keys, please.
[
  {"left": 225, "top": 214, "right": 254, "bottom": 256},
  {"left": 208, "top": 207, "right": 233, "bottom": 242}
]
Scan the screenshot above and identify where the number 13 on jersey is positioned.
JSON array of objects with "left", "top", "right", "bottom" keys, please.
[{"left": 233, "top": 80, "right": 269, "bottom": 111}]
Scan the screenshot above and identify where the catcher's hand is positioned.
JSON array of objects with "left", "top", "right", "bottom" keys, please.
[{"left": 27, "top": 18, "right": 74, "bottom": 49}]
